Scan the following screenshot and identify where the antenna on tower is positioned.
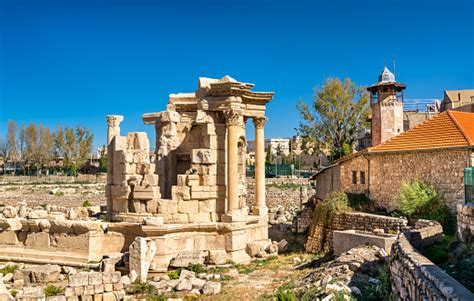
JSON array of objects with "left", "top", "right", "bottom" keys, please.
[{"left": 393, "top": 54, "right": 396, "bottom": 77}]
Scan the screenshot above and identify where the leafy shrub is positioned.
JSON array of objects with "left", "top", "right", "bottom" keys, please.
[
  {"left": 308, "top": 192, "right": 352, "bottom": 252},
  {"left": 187, "top": 263, "right": 206, "bottom": 274},
  {"left": 275, "top": 290, "right": 297, "bottom": 301},
  {"left": 167, "top": 269, "right": 181, "bottom": 280},
  {"left": 397, "top": 179, "right": 456, "bottom": 234},
  {"left": 44, "top": 285, "right": 64, "bottom": 297},
  {"left": 346, "top": 193, "right": 373, "bottom": 212},
  {"left": 398, "top": 179, "right": 438, "bottom": 217},
  {"left": 132, "top": 282, "right": 155, "bottom": 295},
  {"left": 422, "top": 235, "right": 454, "bottom": 264},
  {"left": 0, "top": 265, "right": 19, "bottom": 275},
  {"left": 313, "top": 192, "right": 352, "bottom": 224},
  {"left": 82, "top": 200, "right": 92, "bottom": 207}
]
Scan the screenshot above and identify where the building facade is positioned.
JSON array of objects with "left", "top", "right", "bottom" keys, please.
[{"left": 314, "top": 111, "right": 474, "bottom": 211}]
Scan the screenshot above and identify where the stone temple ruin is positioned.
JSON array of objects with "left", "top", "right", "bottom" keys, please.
[
  {"left": 0, "top": 76, "right": 279, "bottom": 298},
  {"left": 104, "top": 76, "right": 274, "bottom": 272}
]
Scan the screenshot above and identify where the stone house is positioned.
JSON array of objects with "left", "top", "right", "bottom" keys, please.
[
  {"left": 313, "top": 110, "right": 474, "bottom": 211},
  {"left": 441, "top": 89, "right": 474, "bottom": 111}
]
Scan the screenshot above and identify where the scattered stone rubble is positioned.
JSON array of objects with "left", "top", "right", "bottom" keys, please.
[
  {"left": 294, "top": 245, "right": 389, "bottom": 300},
  {"left": 0, "top": 184, "right": 105, "bottom": 208}
]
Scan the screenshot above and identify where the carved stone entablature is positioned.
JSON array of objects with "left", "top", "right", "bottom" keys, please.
[
  {"left": 224, "top": 109, "right": 244, "bottom": 127},
  {"left": 252, "top": 116, "right": 268, "bottom": 129}
]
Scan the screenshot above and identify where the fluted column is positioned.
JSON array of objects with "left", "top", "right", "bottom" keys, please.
[
  {"left": 222, "top": 109, "right": 245, "bottom": 222},
  {"left": 253, "top": 116, "right": 268, "bottom": 216}
]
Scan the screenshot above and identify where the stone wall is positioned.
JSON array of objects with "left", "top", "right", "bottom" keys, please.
[
  {"left": 390, "top": 225, "right": 474, "bottom": 301},
  {"left": 0, "top": 174, "right": 106, "bottom": 184},
  {"left": 456, "top": 201, "right": 474, "bottom": 249},
  {"left": 246, "top": 178, "right": 313, "bottom": 211},
  {"left": 340, "top": 155, "right": 368, "bottom": 195},
  {"left": 13, "top": 270, "right": 125, "bottom": 300},
  {"left": 305, "top": 211, "right": 407, "bottom": 253},
  {"left": 339, "top": 149, "right": 470, "bottom": 211},
  {"left": 314, "top": 165, "right": 340, "bottom": 201},
  {"left": 370, "top": 149, "right": 470, "bottom": 211}
]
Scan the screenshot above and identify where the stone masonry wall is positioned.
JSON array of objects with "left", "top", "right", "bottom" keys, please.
[
  {"left": 340, "top": 155, "right": 368, "bottom": 195},
  {"left": 370, "top": 149, "right": 470, "bottom": 211},
  {"left": 390, "top": 226, "right": 474, "bottom": 301},
  {"left": 246, "top": 178, "right": 313, "bottom": 211},
  {"left": 456, "top": 201, "right": 474, "bottom": 249},
  {"left": 305, "top": 212, "right": 407, "bottom": 253}
]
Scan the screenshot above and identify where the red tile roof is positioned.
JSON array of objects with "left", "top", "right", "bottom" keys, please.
[{"left": 369, "top": 110, "right": 474, "bottom": 153}]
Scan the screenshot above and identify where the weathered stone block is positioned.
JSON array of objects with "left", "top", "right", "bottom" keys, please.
[
  {"left": 198, "top": 199, "right": 216, "bottom": 213},
  {"left": 192, "top": 149, "right": 217, "bottom": 164},
  {"left": 178, "top": 200, "right": 198, "bottom": 214},
  {"left": 0, "top": 231, "right": 18, "bottom": 245},
  {"left": 172, "top": 213, "right": 189, "bottom": 224},
  {"left": 172, "top": 186, "right": 191, "bottom": 201},
  {"left": 188, "top": 213, "right": 211, "bottom": 223},
  {"left": 191, "top": 186, "right": 211, "bottom": 200},
  {"left": 25, "top": 232, "right": 50, "bottom": 249},
  {"left": 187, "top": 175, "right": 200, "bottom": 186},
  {"left": 225, "top": 231, "right": 247, "bottom": 251},
  {"left": 69, "top": 272, "right": 89, "bottom": 287},
  {"left": 89, "top": 272, "right": 103, "bottom": 285}
]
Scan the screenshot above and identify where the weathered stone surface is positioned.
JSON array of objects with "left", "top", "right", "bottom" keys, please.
[
  {"left": 129, "top": 237, "right": 157, "bottom": 283},
  {"left": 202, "top": 281, "right": 221, "bottom": 295},
  {"left": 26, "top": 264, "right": 61, "bottom": 283},
  {"left": 170, "top": 251, "right": 205, "bottom": 268},
  {"left": 3, "top": 206, "right": 17, "bottom": 218},
  {"left": 69, "top": 272, "right": 89, "bottom": 287},
  {"left": 246, "top": 242, "right": 260, "bottom": 257},
  {"left": 27, "top": 209, "right": 48, "bottom": 219},
  {"left": 175, "top": 279, "right": 192, "bottom": 291}
]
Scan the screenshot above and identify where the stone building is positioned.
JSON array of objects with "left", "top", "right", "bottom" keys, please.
[
  {"left": 105, "top": 76, "right": 275, "bottom": 271},
  {"left": 313, "top": 110, "right": 474, "bottom": 211},
  {"left": 441, "top": 89, "right": 474, "bottom": 112}
]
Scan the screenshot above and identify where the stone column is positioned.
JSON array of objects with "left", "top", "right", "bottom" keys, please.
[
  {"left": 106, "top": 115, "right": 123, "bottom": 212},
  {"left": 252, "top": 116, "right": 268, "bottom": 216},
  {"left": 222, "top": 109, "right": 245, "bottom": 222},
  {"left": 107, "top": 115, "right": 123, "bottom": 145}
]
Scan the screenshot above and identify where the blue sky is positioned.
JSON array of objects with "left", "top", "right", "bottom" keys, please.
[{"left": 1, "top": 0, "right": 473, "bottom": 148}]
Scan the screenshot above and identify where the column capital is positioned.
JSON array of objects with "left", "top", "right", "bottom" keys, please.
[
  {"left": 252, "top": 116, "right": 268, "bottom": 129},
  {"left": 224, "top": 109, "right": 244, "bottom": 127},
  {"left": 106, "top": 115, "right": 124, "bottom": 127}
]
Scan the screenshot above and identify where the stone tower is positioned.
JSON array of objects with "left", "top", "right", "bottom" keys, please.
[{"left": 367, "top": 67, "right": 406, "bottom": 146}]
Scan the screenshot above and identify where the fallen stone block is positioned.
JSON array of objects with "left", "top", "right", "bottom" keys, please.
[{"left": 202, "top": 281, "right": 221, "bottom": 295}]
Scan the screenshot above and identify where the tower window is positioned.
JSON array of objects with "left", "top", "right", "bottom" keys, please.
[
  {"left": 458, "top": 93, "right": 461, "bottom": 101},
  {"left": 352, "top": 171, "right": 357, "bottom": 184}
]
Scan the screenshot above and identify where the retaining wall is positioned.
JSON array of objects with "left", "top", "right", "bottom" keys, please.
[
  {"left": 390, "top": 223, "right": 474, "bottom": 300},
  {"left": 456, "top": 201, "right": 474, "bottom": 249},
  {"left": 305, "top": 211, "right": 407, "bottom": 253}
]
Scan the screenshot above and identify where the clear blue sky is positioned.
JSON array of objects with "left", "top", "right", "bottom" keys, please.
[{"left": 1, "top": 0, "right": 473, "bottom": 148}]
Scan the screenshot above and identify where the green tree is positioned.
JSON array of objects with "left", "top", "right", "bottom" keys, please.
[
  {"left": 75, "top": 127, "right": 94, "bottom": 167},
  {"left": 6, "top": 120, "right": 19, "bottom": 174},
  {"left": 265, "top": 145, "right": 273, "bottom": 164},
  {"left": 38, "top": 125, "right": 53, "bottom": 174},
  {"left": 98, "top": 145, "right": 107, "bottom": 173},
  {"left": 25, "top": 123, "right": 39, "bottom": 174},
  {"left": 297, "top": 77, "right": 369, "bottom": 161}
]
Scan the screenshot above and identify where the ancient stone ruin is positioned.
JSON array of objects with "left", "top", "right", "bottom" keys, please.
[
  {"left": 0, "top": 76, "right": 276, "bottom": 296},
  {"left": 104, "top": 75, "right": 275, "bottom": 272}
]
